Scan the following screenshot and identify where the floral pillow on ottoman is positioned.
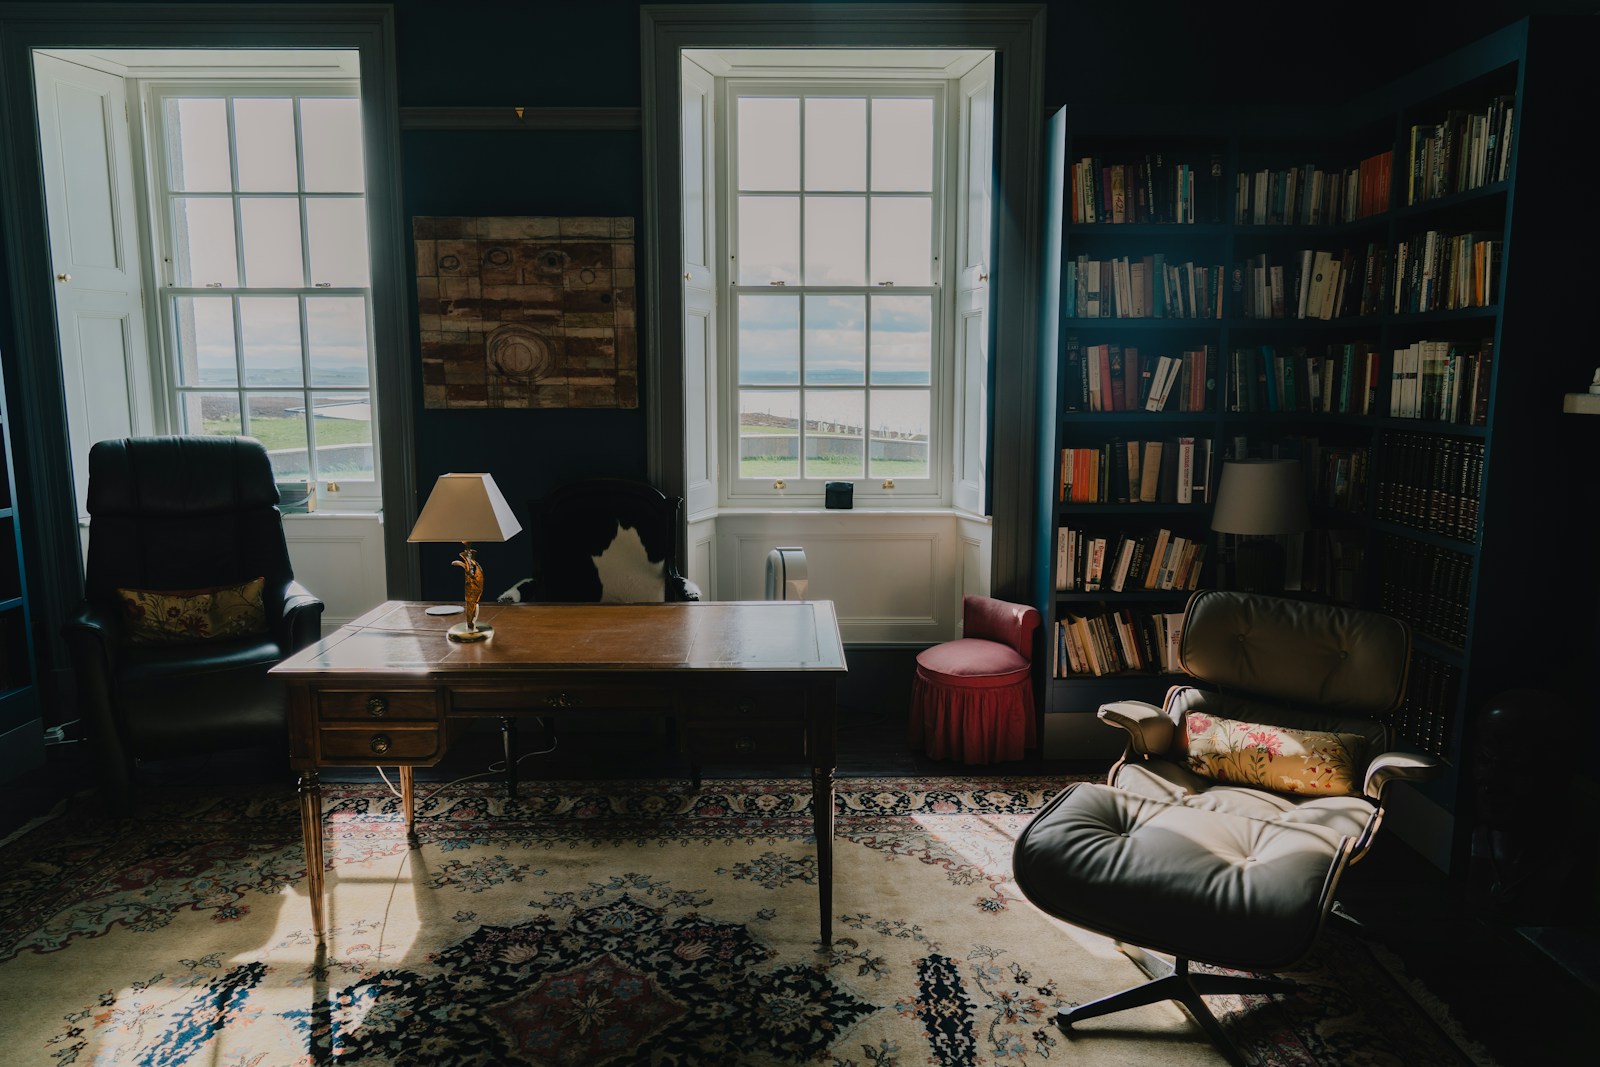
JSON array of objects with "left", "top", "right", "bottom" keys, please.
[
  {"left": 116, "top": 576, "right": 269, "bottom": 644},
  {"left": 1182, "top": 712, "right": 1366, "bottom": 796}
]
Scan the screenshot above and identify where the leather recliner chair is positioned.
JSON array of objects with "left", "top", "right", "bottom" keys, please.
[
  {"left": 63, "top": 436, "right": 324, "bottom": 798},
  {"left": 1013, "top": 589, "right": 1443, "bottom": 1066}
]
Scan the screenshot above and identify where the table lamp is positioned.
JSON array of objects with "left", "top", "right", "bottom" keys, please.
[
  {"left": 1210, "top": 458, "right": 1309, "bottom": 594},
  {"left": 407, "top": 473, "right": 522, "bottom": 641}
]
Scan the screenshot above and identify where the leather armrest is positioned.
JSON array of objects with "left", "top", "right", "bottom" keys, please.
[
  {"left": 277, "top": 580, "right": 324, "bottom": 654},
  {"left": 1363, "top": 750, "right": 1444, "bottom": 801},
  {"left": 64, "top": 601, "right": 124, "bottom": 671},
  {"left": 1097, "top": 699, "right": 1172, "bottom": 755}
]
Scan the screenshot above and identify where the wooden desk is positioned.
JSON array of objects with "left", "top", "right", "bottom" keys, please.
[{"left": 272, "top": 600, "right": 847, "bottom": 945}]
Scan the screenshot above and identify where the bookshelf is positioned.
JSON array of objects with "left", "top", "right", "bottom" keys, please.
[
  {"left": 1036, "top": 17, "right": 1594, "bottom": 873},
  {"left": 0, "top": 346, "right": 40, "bottom": 782}
]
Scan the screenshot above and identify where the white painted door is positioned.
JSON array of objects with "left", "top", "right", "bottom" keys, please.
[
  {"left": 952, "top": 55, "right": 994, "bottom": 515},
  {"left": 33, "top": 52, "right": 155, "bottom": 517}
]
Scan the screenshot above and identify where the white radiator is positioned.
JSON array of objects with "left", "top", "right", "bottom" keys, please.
[{"left": 764, "top": 546, "right": 808, "bottom": 600}]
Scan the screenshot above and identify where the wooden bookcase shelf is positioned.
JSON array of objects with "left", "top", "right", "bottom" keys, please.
[
  {"left": 1035, "top": 17, "right": 1594, "bottom": 872},
  {"left": 0, "top": 348, "right": 38, "bottom": 756}
]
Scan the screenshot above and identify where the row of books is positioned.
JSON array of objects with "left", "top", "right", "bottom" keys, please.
[
  {"left": 1226, "top": 343, "right": 1381, "bottom": 416},
  {"left": 1388, "top": 339, "right": 1493, "bottom": 424},
  {"left": 1054, "top": 525, "right": 1209, "bottom": 594},
  {"left": 1234, "top": 245, "right": 1393, "bottom": 321},
  {"left": 1381, "top": 653, "right": 1460, "bottom": 758},
  {"left": 1296, "top": 528, "right": 1364, "bottom": 604},
  {"left": 1064, "top": 255, "right": 1227, "bottom": 319},
  {"left": 1375, "top": 534, "right": 1472, "bottom": 650},
  {"left": 1062, "top": 337, "right": 1215, "bottom": 413},
  {"left": 1374, "top": 431, "right": 1482, "bottom": 543},
  {"left": 1052, "top": 608, "right": 1186, "bottom": 678},
  {"left": 1233, "top": 150, "right": 1392, "bottom": 226},
  {"left": 1069, "top": 154, "right": 1226, "bottom": 225},
  {"left": 1228, "top": 433, "right": 1369, "bottom": 514},
  {"left": 1406, "top": 95, "right": 1515, "bottom": 206},
  {"left": 1058, "top": 436, "right": 1214, "bottom": 505},
  {"left": 1392, "top": 229, "right": 1501, "bottom": 314}
]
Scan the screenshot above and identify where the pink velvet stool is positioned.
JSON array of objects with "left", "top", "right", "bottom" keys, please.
[{"left": 910, "top": 596, "right": 1041, "bottom": 763}]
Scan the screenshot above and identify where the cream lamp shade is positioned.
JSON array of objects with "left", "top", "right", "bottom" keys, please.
[
  {"left": 1210, "top": 459, "right": 1310, "bottom": 536},
  {"left": 407, "top": 473, "right": 522, "bottom": 544}
]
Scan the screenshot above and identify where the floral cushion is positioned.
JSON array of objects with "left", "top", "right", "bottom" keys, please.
[
  {"left": 1182, "top": 712, "right": 1365, "bottom": 796},
  {"left": 116, "top": 577, "right": 269, "bottom": 645}
]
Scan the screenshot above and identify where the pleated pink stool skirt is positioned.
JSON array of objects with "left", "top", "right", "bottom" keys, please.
[{"left": 909, "top": 637, "right": 1036, "bottom": 763}]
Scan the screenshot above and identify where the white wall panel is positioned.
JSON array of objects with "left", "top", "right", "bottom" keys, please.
[
  {"left": 715, "top": 511, "right": 966, "bottom": 644},
  {"left": 283, "top": 514, "right": 386, "bottom": 631}
]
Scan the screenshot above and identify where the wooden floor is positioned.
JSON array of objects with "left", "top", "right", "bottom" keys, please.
[{"left": 3, "top": 703, "right": 1592, "bottom": 1066}]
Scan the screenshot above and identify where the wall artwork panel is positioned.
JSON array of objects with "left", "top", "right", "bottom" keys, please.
[{"left": 414, "top": 216, "right": 637, "bottom": 409}]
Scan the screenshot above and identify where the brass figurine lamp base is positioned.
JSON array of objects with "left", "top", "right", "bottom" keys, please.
[{"left": 449, "top": 545, "right": 491, "bottom": 642}]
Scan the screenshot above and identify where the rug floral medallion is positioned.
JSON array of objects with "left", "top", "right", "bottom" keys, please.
[{"left": 0, "top": 778, "right": 1488, "bottom": 1066}]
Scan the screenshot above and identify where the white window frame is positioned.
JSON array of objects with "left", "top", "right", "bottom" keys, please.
[
  {"left": 136, "top": 76, "right": 381, "bottom": 508},
  {"left": 717, "top": 76, "right": 958, "bottom": 509}
]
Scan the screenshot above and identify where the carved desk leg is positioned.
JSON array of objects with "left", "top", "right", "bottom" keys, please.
[
  {"left": 298, "top": 769, "right": 326, "bottom": 942},
  {"left": 812, "top": 765, "right": 834, "bottom": 947},
  {"left": 399, "top": 766, "right": 418, "bottom": 846}
]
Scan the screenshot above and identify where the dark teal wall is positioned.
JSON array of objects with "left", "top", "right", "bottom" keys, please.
[{"left": 0, "top": 0, "right": 1553, "bottom": 628}]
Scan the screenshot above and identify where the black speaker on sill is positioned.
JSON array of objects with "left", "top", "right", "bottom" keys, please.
[{"left": 825, "top": 481, "right": 854, "bottom": 509}]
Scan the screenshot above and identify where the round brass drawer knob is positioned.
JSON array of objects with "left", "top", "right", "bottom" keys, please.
[
  {"left": 544, "top": 693, "right": 579, "bottom": 708},
  {"left": 367, "top": 696, "right": 388, "bottom": 717},
  {"left": 370, "top": 733, "right": 391, "bottom": 755},
  {"left": 733, "top": 737, "right": 755, "bottom": 753}
]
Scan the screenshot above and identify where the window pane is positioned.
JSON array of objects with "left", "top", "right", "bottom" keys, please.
[
  {"left": 180, "top": 391, "right": 240, "bottom": 437},
  {"left": 803, "top": 196, "right": 865, "bottom": 285},
  {"left": 306, "top": 297, "right": 369, "bottom": 386},
  {"left": 870, "top": 388, "right": 930, "bottom": 478},
  {"left": 870, "top": 295, "right": 932, "bottom": 384},
  {"left": 165, "top": 98, "right": 231, "bottom": 191},
  {"left": 737, "top": 294, "right": 799, "bottom": 385},
  {"left": 172, "top": 296, "right": 237, "bottom": 386},
  {"left": 872, "top": 98, "right": 934, "bottom": 192},
  {"left": 171, "top": 197, "right": 238, "bottom": 287},
  {"left": 239, "top": 297, "right": 303, "bottom": 387},
  {"left": 804, "top": 390, "right": 864, "bottom": 479},
  {"left": 299, "top": 98, "right": 364, "bottom": 192},
  {"left": 804, "top": 295, "right": 864, "bottom": 384},
  {"left": 232, "top": 98, "right": 298, "bottom": 192},
  {"left": 247, "top": 393, "right": 310, "bottom": 479},
  {"left": 870, "top": 196, "right": 932, "bottom": 285},
  {"left": 306, "top": 197, "right": 369, "bottom": 286},
  {"left": 805, "top": 98, "right": 865, "bottom": 191},
  {"left": 739, "top": 389, "right": 799, "bottom": 478},
  {"left": 240, "top": 198, "right": 305, "bottom": 286},
  {"left": 736, "top": 196, "right": 799, "bottom": 285},
  {"left": 737, "top": 97, "right": 798, "bottom": 191},
  {"left": 311, "top": 391, "right": 373, "bottom": 480}
]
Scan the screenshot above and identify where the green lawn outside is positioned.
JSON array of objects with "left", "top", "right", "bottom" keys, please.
[
  {"left": 206, "top": 418, "right": 370, "bottom": 452},
  {"left": 740, "top": 456, "right": 928, "bottom": 478}
]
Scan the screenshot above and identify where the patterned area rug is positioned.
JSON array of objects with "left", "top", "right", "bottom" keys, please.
[{"left": 0, "top": 777, "right": 1490, "bottom": 1066}]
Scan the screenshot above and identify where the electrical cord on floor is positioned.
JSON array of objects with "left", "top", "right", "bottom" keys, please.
[{"left": 374, "top": 735, "right": 559, "bottom": 805}]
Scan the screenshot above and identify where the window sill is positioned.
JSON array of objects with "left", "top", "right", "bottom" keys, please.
[{"left": 694, "top": 506, "right": 988, "bottom": 523}]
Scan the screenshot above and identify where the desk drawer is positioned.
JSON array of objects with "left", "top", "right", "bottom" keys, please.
[
  {"left": 683, "top": 688, "right": 806, "bottom": 723},
  {"left": 452, "top": 685, "right": 673, "bottom": 712},
  {"left": 685, "top": 725, "right": 808, "bottom": 761},
  {"left": 319, "top": 726, "right": 440, "bottom": 761},
  {"left": 318, "top": 689, "right": 440, "bottom": 723}
]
